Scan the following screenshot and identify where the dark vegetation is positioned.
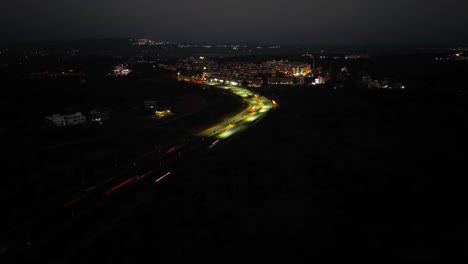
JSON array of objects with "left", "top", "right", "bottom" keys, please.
[
  {"left": 1, "top": 48, "right": 467, "bottom": 262},
  {"left": 0, "top": 57, "right": 243, "bottom": 235},
  {"left": 72, "top": 57, "right": 468, "bottom": 263}
]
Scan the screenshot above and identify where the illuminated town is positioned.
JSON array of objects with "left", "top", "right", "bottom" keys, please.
[
  {"left": 160, "top": 57, "right": 328, "bottom": 86},
  {"left": 1, "top": 0, "right": 468, "bottom": 263}
]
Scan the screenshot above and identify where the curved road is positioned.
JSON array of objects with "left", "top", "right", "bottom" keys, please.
[{"left": 198, "top": 85, "right": 275, "bottom": 139}]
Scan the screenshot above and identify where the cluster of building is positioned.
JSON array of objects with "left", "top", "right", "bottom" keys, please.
[
  {"left": 361, "top": 75, "right": 405, "bottom": 90},
  {"left": 176, "top": 44, "right": 247, "bottom": 49},
  {"left": 29, "top": 69, "right": 85, "bottom": 79},
  {"left": 453, "top": 52, "right": 468, "bottom": 61},
  {"left": 44, "top": 108, "right": 110, "bottom": 127},
  {"left": 261, "top": 60, "right": 312, "bottom": 76},
  {"left": 45, "top": 112, "right": 87, "bottom": 127},
  {"left": 302, "top": 53, "right": 370, "bottom": 60},
  {"left": 130, "top": 38, "right": 172, "bottom": 46},
  {"left": 441, "top": 52, "right": 467, "bottom": 61},
  {"left": 112, "top": 64, "right": 131, "bottom": 76},
  {"left": 160, "top": 57, "right": 325, "bottom": 87},
  {"left": 344, "top": 54, "right": 371, "bottom": 59}
]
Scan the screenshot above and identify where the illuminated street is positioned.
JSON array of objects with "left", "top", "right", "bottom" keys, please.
[{"left": 198, "top": 84, "right": 275, "bottom": 139}]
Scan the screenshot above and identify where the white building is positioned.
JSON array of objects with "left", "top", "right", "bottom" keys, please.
[
  {"left": 368, "top": 80, "right": 382, "bottom": 89},
  {"left": 314, "top": 76, "right": 325, "bottom": 85},
  {"left": 64, "top": 112, "right": 87, "bottom": 125},
  {"left": 291, "top": 63, "right": 311, "bottom": 76},
  {"left": 45, "top": 114, "right": 66, "bottom": 127},
  {"left": 89, "top": 108, "right": 110, "bottom": 122},
  {"left": 113, "top": 64, "right": 131, "bottom": 76}
]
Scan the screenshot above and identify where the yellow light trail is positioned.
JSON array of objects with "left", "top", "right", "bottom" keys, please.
[
  {"left": 195, "top": 82, "right": 275, "bottom": 139},
  {"left": 302, "top": 69, "right": 313, "bottom": 76},
  {"left": 198, "top": 99, "right": 253, "bottom": 137}
]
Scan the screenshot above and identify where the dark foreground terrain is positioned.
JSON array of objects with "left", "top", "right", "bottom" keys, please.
[{"left": 69, "top": 86, "right": 468, "bottom": 263}]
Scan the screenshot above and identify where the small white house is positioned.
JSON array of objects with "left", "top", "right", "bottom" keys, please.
[
  {"left": 45, "top": 114, "right": 66, "bottom": 127},
  {"left": 64, "top": 112, "right": 87, "bottom": 125}
]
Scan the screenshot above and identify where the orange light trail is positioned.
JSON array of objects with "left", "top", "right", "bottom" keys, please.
[
  {"left": 198, "top": 102, "right": 252, "bottom": 136},
  {"left": 105, "top": 178, "right": 134, "bottom": 195},
  {"left": 62, "top": 197, "right": 81, "bottom": 208},
  {"left": 166, "top": 147, "right": 176, "bottom": 154}
]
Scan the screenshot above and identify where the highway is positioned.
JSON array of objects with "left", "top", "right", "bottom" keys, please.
[
  {"left": 198, "top": 85, "right": 275, "bottom": 139},
  {"left": 0, "top": 82, "right": 276, "bottom": 262}
]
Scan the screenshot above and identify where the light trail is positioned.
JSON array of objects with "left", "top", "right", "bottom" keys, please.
[
  {"left": 217, "top": 124, "right": 247, "bottom": 139},
  {"left": 166, "top": 147, "right": 176, "bottom": 154},
  {"left": 85, "top": 186, "right": 97, "bottom": 192},
  {"left": 0, "top": 247, "right": 8, "bottom": 255},
  {"left": 62, "top": 197, "right": 81, "bottom": 208},
  {"left": 209, "top": 140, "right": 220, "bottom": 149},
  {"left": 195, "top": 82, "right": 275, "bottom": 139},
  {"left": 198, "top": 100, "right": 252, "bottom": 137},
  {"left": 104, "top": 178, "right": 134, "bottom": 196},
  {"left": 105, "top": 177, "right": 114, "bottom": 183},
  {"left": 155, "top": 172, "right": 171, "bottom": 183}
]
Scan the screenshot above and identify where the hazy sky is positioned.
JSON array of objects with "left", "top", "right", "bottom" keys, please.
[{"left": 1, "top": 0, "right": 468, "bottom": 45}]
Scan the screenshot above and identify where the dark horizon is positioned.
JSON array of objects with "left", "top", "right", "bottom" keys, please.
[
  {"left": 2, "top": 36, "right": 467, "bottom": 49},
  {"left": 2, "top": 0, "right": 468, "bottom": 46}
]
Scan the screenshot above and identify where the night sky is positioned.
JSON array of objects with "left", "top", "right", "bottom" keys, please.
[{"left": 1, "top": 0, "right": 468, "bottom": 45}]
